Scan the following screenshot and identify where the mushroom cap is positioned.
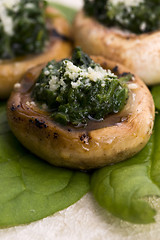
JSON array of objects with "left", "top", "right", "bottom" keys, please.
[
  {"left": 73, "top": 11, "right": 160, "bottom": 85},
  {"left": 0, "top": 7, "right": 72, "bottom": 99},
  {"left": 7, "top": 56, "right": 155, "bottom": 170}
]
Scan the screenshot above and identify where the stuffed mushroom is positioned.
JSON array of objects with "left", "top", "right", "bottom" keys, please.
[
  {"left": 73, "top": 0, "right": 160, "bottom": 85},
  {"left": 0, "top": 0, "right": 72, "bottom": 99},
  {"left": 7, "top": 48, "right": 154, "bottom": 170}
]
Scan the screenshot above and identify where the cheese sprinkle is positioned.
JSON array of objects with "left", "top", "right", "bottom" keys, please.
[
  {"left": 109, "top": 0, "right": 144, "bottom": 7},
  {"left": 0, "top": 0, "right": 20, "bottom": 36},
  {"left": 47, "top": 60, "right": 117, "bottom": 92}
]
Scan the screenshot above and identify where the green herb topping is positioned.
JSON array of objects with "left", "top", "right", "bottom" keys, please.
[
  {"left": 84, "top": 0, "right": 160, "bottom": 34},
  {"left": 32, "top": 47, "right": 129, "bottom": 126},
  {"left": 0, "top": 0, "right": 48, "bottom": 59}
]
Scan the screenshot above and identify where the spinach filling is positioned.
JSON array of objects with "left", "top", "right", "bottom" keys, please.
[
  {"left": 0, "top": 0, "right": 48, "bottom": 59},
  {"left": 84, "top": 0, "right": 160, "bottom": 34},
  {"left": 32, "top": 48, "right": 130, "bottom": 126}
]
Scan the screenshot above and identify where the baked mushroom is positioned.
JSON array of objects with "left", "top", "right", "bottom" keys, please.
[
  {"left": 0, "top": 0, "right": 72, "bottom": 99},
  {"left": 73, "top": 0, "right": 160, "bottom": 85},
  {"left": 7, "top": 48, "right": 154, "bottom": 170}
]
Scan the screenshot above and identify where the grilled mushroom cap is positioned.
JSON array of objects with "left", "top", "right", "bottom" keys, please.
[
  {"left": 73, "top": 11, "right": 160, "bottom": 85},
  {"left": 7, "top": 56, "right": 154, "bottom": 170},
  {"left": 0, "top": 7, "right": 72, "bottom": 99}
]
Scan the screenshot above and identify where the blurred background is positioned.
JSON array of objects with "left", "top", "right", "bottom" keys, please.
[{"left": 50, "top": 0, "right": 83, "bottom": 9}]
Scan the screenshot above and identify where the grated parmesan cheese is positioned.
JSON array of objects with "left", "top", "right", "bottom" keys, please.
[
  {"left": 0, "top": 0, "right": 20, "bottom": 36},
  {"left": 140, "top": 22, "right": 147, "bottom": 31},
  {"left": 0, "top": 0, "right": 36, "bottom": 36},
  {"left": 25, "top": 3, "right": 35, "bottom": 9},
  {"left": 14, "top": 82, "right": 21, "bottom": 90},
  {"left": 49, "top": 76, "right": 59, "bottom": 91},
  {"left": 47, "top": 60, "right": 116, "bottom": 91},
  {"left": 62, "top": 60, "right": 116, "bottom": 88},
  {"left": 26, "top": 101, "right": 36, "bottom": 108},
  {"left": 109, "top": 0, "right": 144, "bottom": 7},
  {"left": 44, "top": 60, "right": 117, "bottom": 94}
]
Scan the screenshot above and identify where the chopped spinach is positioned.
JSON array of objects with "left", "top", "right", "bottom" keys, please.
[
  {"left": 0, "top": 0, "right": 48, "bottom": 59},
  {"left": 84, "top": 0, "right": 160, "bottom": 34},
  {"left": 32, "top": 47, "right": 129, "bottom": 126}
]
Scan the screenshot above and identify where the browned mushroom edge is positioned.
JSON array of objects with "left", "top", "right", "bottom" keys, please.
[
  {"left": 7, "top": 56, "right": 155, "bottom": 170},
  {"left": 73, "top": 11, "right": 160, "bottom": 86}
]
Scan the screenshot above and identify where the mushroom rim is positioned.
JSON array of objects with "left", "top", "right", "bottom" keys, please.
[
  {"left": 7, "top": 56, "right": 155, "bottom": 169},
  {"left": 73, "top": 10, "right": 160, "bottom": 86},
  {"left": 73, "top": 10, "right": 160, "bottom": 42}
]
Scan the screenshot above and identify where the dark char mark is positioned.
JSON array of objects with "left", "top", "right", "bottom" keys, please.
[
  {"left": 53, "top": 132, "right": 58, "bottom": 139},
  {"left": 10, "top": 104, "right": 20, "bottom": 111},
  {"left": 80, "top": 133, "right": 91, "bottom": 144},
  {"left": 35, "top": 119, "right": 47, "bottom": 129},
  {"left": 112, "top": 65, "right": 119, "bottom": 74},
  {"left": 119, "top": 72, "right": 134, "bottom": 77}
]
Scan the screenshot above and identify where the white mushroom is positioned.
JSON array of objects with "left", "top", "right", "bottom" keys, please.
[
  {"left": 73, "top": 11, "right": 160, "bottom": 85},
  {"left": 7, "top": 56, "right": 155, "bottom": 170}
]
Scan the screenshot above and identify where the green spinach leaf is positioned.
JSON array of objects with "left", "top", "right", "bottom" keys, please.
[
  {"left": 0, "top": 103, "right": 90, "bottom": 227},
  {"left": 91, "top": 114, "right": 160, "bottom": 224},
  {"left": 151, "top": 85, "right": 160, "bottom": 110},
  {"left": 49, "top": 2, "right": 77, "bottom": 23},
  {"left": 0, "top": 102, "right": 10, "bottom": 134}
]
